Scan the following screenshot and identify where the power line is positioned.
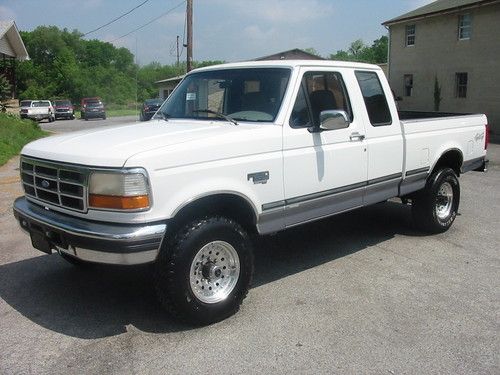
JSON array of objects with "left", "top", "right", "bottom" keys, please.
[
  {"left": 110, "top": 0, "right": 186, "bottom": 43},
  {"left": 83, "top": 0, "right": 151, "bottom": 37}
]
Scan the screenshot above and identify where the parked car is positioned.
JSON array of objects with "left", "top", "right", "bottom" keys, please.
[
  {"left": 19, "top": 100, "right": 33, "bottom": 119},
  {"left": 14, "top": 61, "right": 489, "bottom": 325},
  {"left": 53, "top": 99, "right": 75, "bottom": 120},
  {"left": 26, "top": 100, "right": 55, "bottom": 122},
  {"left": 81, "top": 97, "right": 106, "bottom": 120},
  {"left": 140, "top": 98, "right": 163, "bottom": 121}
]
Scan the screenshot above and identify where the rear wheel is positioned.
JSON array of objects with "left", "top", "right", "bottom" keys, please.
[
  {"left": 154, "top": 216, "right": 254, "bottom": 325},
  {"left": 412, "top": 167, "right": 460, "bottom": 233}
]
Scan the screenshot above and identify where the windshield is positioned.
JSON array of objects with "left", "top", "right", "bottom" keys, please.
[
  {"left": 20, "top": 101, "right": 32, "bottom": 107},
  {"left": 157, "top": 68, "right": 291, "bottom": 123},
  {"left": 86, "top": 101, "right": 103, "bottom": 107},
  {"left": 54, "top": 100, "right": 71, "bottom": 106}
]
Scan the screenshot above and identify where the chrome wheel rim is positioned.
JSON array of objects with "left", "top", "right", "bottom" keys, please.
[
  {"left": 436, "top": 182, "right": 453, "bottom": 220},
  {"left": 189, "top": 241, "right": 240, "bottom": 304}
]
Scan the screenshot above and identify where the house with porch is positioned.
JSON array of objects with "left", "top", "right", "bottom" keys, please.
[{"left": 0, "top": 20, "right": 29, "bottom": 99}]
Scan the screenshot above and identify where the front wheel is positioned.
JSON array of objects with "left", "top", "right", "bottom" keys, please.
[
  {"left": 154, "top": 216, "right": 254, "bottom": 325},
  {"left": 412, "top": 167, "right": 460, "bottom": 233}
]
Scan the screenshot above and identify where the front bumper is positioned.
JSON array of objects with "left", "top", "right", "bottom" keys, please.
[
  {"left": 13, "top": 197, "right": 166, "bottom": 265},
  {"left": 55, "top": 111, "right": 74, "bottom": 119},
  {"left": 83, "top": 110, "right": 105, "bottom": 118}
]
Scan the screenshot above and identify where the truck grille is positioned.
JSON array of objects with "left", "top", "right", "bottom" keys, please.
[{"left": 20, "top": 157, "right": 88, "bottom": 212}]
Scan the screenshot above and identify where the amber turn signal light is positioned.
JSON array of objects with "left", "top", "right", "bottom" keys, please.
[{"left": 89, "top": 194, "right": 150, "bottom": 210}]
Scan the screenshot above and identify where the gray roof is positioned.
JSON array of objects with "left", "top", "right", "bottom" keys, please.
[
  {"left": 0, "top": 20, "right": 29, "bottom": 60},
  {"left": 383, "top": 0, "right": 498, "bottom": 25}
]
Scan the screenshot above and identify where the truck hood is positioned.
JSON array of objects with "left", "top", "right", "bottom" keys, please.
[{"left": 22, "top": 120, "right": 269, "bottom": 167}]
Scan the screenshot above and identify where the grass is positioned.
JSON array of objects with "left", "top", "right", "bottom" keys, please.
[
  {"left": 104, "top": 108, "right": 138, "bottom": 117},
  {"left": 0, "top": 113, "right": 48, "bottom": 166}
]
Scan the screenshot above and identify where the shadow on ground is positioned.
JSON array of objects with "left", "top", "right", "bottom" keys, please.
[{"left": 0, "top": 201, "right": 425, "bottom": 339}]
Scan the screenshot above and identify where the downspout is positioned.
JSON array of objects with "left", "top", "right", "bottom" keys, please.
[{"left": 384, "top": 25, "right": 391, "bottom": 81}]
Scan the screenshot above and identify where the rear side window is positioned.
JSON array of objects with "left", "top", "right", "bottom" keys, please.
[{"left": 355, "top": 71, "right": 392, "bottom": 126}]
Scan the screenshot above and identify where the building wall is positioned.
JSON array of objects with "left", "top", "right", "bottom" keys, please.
[{"left": 388, "top": 3, "right": 500, "bottom": 135}]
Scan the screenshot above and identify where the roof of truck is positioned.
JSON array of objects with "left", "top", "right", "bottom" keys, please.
[{"left": 190, "top": 60, "right": 382, "bottom": 74}]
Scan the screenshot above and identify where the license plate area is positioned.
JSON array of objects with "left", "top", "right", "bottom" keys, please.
[
  {"left": 30, "top": 231, "right": 52, "bottom": 254},
  {"left": 20, "top": 216, "right": 66, "bottom": 254}
]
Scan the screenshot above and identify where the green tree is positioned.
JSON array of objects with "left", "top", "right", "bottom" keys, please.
[{"left": 329, "top": 36, "right": 388, "bottom": 64}]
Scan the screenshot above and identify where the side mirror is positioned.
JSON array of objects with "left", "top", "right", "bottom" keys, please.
[{"left": 319, "top": 110, "right": 350, "bottom": 131}]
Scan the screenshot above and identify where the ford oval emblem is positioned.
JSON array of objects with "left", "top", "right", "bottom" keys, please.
[{"left": 41, "top": 180, "right": 50, "bottom": 188}]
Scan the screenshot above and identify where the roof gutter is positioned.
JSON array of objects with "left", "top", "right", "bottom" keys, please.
[{"left": 382, "top": 0, "right": 500, "bottom": 26}]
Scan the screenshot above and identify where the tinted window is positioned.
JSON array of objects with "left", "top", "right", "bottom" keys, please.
[
  {"left": 20, "top": 101, "right": 32, "bottom": 107},
  {"left": 355, "top": 71, "right": 392, "bottom": 126},
  {"left": 290, "top": 71, "right": 352, "bottom": 128},
  {"left": 32, "top": 101, "right": 50, "bottom": 107},
  {"left": 54, "top": 100, "right": 71, "bottom": 106}
]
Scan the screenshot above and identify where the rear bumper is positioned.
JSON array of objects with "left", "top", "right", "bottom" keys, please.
[
  {"left": 27, "top": 114, "right": 51, "bottom": 120},
  {"left": 13, "top": 197, "right": 166, "bottom": 265}
]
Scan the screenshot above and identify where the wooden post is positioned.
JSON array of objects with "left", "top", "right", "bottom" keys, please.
[{"left": 186, "top": 0, "right": 193, "bottom": 72}]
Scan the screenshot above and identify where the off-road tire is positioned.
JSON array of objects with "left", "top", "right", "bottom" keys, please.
[
  {"left": 412, "top": 167, "right": 460, "bottom": 233},
  {"left": 154, "top": 216, "right": 254, "bottom": 325}
]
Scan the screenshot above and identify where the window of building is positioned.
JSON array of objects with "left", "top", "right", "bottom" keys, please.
[
  {"left": 355, "top": 71, "right": 392, "bottom": 126},
  {"left": 404, "top": 74, "right": 413, "bottom": 97},
  {"left": 456, "top": 73, "right": 468, "bottom": 98},
  {"left": 289, "top": 71, "right": 352, "bottom": 128},
  {"left": 405, "top": 25, "right": 416, "bottom": 46},
  {"left": 458, "top": 14, "right": 472, "bottom": 40}
]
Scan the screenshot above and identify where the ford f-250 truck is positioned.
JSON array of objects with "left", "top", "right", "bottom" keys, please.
[{"left": 13, "top": 61, "right": 489, "bottom": 324}]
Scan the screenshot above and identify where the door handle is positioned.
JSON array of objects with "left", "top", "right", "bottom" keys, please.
[{"left": 350, "top": 132, "right": 365, "bottom": 142}]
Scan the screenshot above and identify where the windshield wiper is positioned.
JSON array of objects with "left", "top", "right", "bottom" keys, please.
[{"left": 192, "top": 109, "right": 238, "bottom": 126}]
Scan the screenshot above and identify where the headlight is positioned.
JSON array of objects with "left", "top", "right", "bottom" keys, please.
[{"left": 88, "top": 170, "right": 150, "bottom": 210}]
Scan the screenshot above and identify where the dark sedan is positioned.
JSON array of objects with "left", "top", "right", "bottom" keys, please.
[{"left": 140, "top": 98, "right": 163, "bottom": 121}]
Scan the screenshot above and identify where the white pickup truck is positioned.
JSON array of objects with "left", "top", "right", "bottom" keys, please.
[
  {"left": 14, "top": 61, "right": 489, "bottom": 324},
  {"left": 25, "top": 100, "right": 55, "bottom": 122}
]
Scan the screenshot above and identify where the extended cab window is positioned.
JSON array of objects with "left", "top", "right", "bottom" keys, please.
[
  {"left": 290, "top": 71, "right": 352, "bottom": 128},
  {"left": 355, "top": 71, "right": 392, "bottom": 126}
]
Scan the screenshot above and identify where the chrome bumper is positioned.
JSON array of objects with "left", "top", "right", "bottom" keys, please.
[{"left": 13, "top": 197, "right": 166, "bottom": 265}]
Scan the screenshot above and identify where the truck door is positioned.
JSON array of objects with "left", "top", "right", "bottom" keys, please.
[
  {"left": 354, "top": 70, "right": 404, "bottom": 205},
  {"left": 281, "top": 67, "right": 368, "bottom": 227}
]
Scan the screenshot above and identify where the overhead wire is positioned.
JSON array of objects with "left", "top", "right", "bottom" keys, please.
[
  {"left": 83, "top": 0, "right": 150, "bottom": 37},
  {"left": 110, "top": 0, "right": 187, "bottom": 43}
]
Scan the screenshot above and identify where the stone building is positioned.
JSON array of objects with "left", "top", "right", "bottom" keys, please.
[{"left": 383, "top": 0, "right": 500, "bottom": 136}]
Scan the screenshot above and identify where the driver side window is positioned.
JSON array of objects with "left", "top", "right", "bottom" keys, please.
[{"left": 289, "top": 71, "right": 353, "bottom": 128}]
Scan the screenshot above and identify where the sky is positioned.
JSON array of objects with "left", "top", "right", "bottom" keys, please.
[{"left": 0, "top": 0, "right": 434, "bottom": 65}]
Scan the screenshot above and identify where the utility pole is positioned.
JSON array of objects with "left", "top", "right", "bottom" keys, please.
[
  {"left": 176, "top": 35, "right": 180, "bottom": 66},
  {"left": 186, "top": 0, "right": 193, "bottom": 72}
]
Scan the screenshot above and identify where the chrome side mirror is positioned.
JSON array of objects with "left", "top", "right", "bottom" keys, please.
[{"left": 319, "top": 110, "right": 350, "bottom": 130}]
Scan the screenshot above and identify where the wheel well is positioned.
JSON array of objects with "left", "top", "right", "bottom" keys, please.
[
  {"left": 171, "top": 194, "right": 258, "bottom": 233},
  {"left": 432, "top": 149, "right": 463, "bottom": 176}
]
